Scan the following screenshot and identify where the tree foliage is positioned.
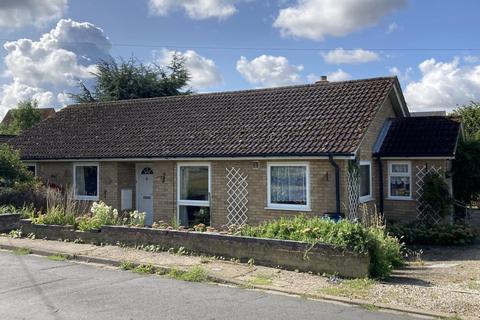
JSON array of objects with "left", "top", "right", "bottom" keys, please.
[
  {"left": 419, "top": 171, "right": 452, "bottom": 219},
  {"left": 451, "top": 102, "right": 480, "bottom": 140},
  {"left": 0, "top": 144, "right": 34, "bottom": 188},
  {"left": 452, "top": 140, "right": 480, "bottom": 204},
  {"left": 0, "top": 100, "right": 41, "bottom": 134},
  {"left": 71, "top": 55, "right": 190, "bottom": 103}
]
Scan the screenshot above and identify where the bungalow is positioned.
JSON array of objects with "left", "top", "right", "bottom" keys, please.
[{"left": 8, "top": 77, "right": 461, "bottom": 227}]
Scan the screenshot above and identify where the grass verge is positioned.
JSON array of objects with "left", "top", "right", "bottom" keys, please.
[
  {"left": 13, "top": 247, "right": 31, "bottom": 255},
  {"left": 319, "top": 278, "right": 375, "bottom": 299},
  {"left": 168, "top": 266, "right": 207, "bottom": 282},
  {"left": 248, "top": 273, "right": 274, "bottom": 286},
  {"left": 47, "top": 254, "right": 68, "bottom": 261}
]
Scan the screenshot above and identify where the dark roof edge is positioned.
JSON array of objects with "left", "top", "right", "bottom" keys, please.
[
  {"left": 373, "top": 153, "right": 455, "bottom": 158},
  {"left": 20, "top": 152, "right": 356, "bottom": 161}
]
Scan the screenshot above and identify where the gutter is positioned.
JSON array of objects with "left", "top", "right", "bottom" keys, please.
[
  {"left": 376, "top": 156, "right": 385, "bottom": 214},
  {"left": 328, "top": 155, "right": 341, "bottom": 214}
]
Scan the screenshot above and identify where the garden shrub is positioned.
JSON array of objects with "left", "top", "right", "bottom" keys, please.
[
  {"left": 76, "top": 201, "right": 121, "bottom": 231},
  {"left": 76, "top": 201, "right": 145, "bottom": 231},
  {"left": 240, "top": 216, "right": 404, "bottom": 278},
  {"left": 419, "top": 171, "right": 452, "bottom": 219},
  {"left": 389, "top": 222, "right": 477, "bottom": 246},
  {"left": 33, "top": 205, "right": 76, "bottom": 226}
]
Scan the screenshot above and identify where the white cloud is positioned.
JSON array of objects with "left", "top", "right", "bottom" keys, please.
[
  {"left": 236, "top": 55, "right": 303, "bottom": 87},
  {"left": 323, "top": 48, "right": 379, "bottom": 64},
  {"left": 157, "top": 49, "right": 222, "bottom": 90},
  {"left": 327, "top": 69, "right": 351, "bottom": 81},
  {"left": 148, "top": 0, "right": 245, "bottom": 19},
  {"left": 388, "top": 66, "right": 413, "bottom": 82},
  {"left": 0, "top": 0, "right": 67, "bottom": 29},
  {"left": 404, "top": 58, "right": 480, "bottom": 111},
  {"left": 273, "top": 0, "right": 406, "bottom": 41},
  {"left": 0, "top": 19, "right": 111, "bottom": 118},
  {"left": 386, "top": 22, "right": 398, "bottom": 34}
]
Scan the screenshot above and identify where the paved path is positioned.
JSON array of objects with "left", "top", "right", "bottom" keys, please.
[{"left": 0, "top": 251, "right": 419, "bottom": 320}]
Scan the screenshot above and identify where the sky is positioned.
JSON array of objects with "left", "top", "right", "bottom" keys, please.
[{"left": 0, "top": 0, "right": 480, "bottom": 118}]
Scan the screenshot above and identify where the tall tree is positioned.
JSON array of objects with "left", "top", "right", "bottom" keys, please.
[
  {"left": 71, "top": 54, "right": 190, "bottom": 103},
  {"left": 0, "top": 100, "right": 41, "bottom": 134},
  {"left": 451, "top": 102, "right": 480, "bottom": 140}
]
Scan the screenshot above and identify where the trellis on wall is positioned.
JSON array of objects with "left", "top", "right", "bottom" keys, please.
[
  {"left": 347, "top": 162, "right": 360, "bottom": 221},
  {"left": 415, "top": 165, "right": 443, "bottom": 224},
  {"left": 226, "top": 167, "right": 249, "bottom": 226}
]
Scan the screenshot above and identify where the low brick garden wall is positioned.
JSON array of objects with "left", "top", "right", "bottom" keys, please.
[
  {"left": 0, "top": 214, "right": 21, "bottom": 232},
  {"left": 19, "top": 220, "right": 370, "bottom": 278}
]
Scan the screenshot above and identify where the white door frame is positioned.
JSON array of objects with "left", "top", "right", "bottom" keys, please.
[{"left": 135, "top": 163, "right": 154, "bottom": 224}]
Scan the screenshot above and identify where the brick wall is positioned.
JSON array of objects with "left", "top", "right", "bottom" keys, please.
[
  {"left": 211, "top": 159, "right": 344, "bottom": 227},
  {"left": 382, "top": 159, "right": 449, "bottom": 223},
  {"left": 37, "top": 162, "right": 73, "bottom": 188}
]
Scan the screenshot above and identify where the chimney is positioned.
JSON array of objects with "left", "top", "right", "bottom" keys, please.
[{"left": 315, "top": 75, "right": 329, "bottom": 84}]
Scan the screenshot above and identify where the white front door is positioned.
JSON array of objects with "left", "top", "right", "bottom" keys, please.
[{"left": 136, "top": 165, "right": 154, "bottom": 226}]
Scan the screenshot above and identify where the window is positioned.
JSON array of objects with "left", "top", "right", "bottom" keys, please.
[
  {"left": 73, "top": 163, "right": 99, "bottom": 200},
  {"left": 359, "top": 161, "right": 372, "bottom": 202},
  {"left": 388, "top": 162, "right": 411, "bottom": 199},
  {"left": 267, "top": 163, "right": 310, "bottom": 210},
  {"left": 24, "top": 163, "right": 36, "bottom": 177},
  {"left": 177, "top": 163, "right": 210, "bottom": 227}
]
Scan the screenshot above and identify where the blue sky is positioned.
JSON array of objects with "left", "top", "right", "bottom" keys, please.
[{"left": 1, "top": 0, "right": 480, "bottom": 117}]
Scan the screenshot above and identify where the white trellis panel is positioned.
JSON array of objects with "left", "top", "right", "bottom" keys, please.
[
  {"left": 415, "top": 165, "right": 442, "bottom": 224},
  {"left": 226, "top": 167, "right": 249, "bottom": 226},
  {"left": 347, "top": 167, "right": 360, "bottom": 221}
]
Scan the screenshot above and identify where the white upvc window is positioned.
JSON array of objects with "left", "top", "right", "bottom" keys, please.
[
  {"left": 267, "top": 162, "right": 310, "bottom": 211},
  {"left": 177, "top": 163, "right": 211, "bottom": 227},
  {"left": 24, "top": 162, "right": 37, "bottom": 177},
  {"left": 359, "top": 160, "right": 372, "bottom": 203},
  {"left": 388, "top": 161, "right": 412, "bottom": 200},
  {"left": 73, "top": 163, "right": 99, "bottom": 201}
]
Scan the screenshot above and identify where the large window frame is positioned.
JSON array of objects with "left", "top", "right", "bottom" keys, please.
[
  {"left": 73, "top": 162, "right": 100, "bottom": 201},
  {"left": 359, "top": 160, "right": 373, "bottom": 203},
  {"left": 388, "top": 161, "right": 412, "bottom": 200},
  {"left": 176, "top": 162, "right": 211, "bottom": 224},
  {"left": 267, "top": 162, "right": 310, "bottom": 211}
]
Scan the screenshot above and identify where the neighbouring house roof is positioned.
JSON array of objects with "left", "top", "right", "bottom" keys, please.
[
  {"left": 9, "top": 77, "right": 403, "bottom": 160},
  {"left": 0, "top": 134, "right": 16, "bottom": 144},
  {"left": 374, "top": 116, "right": 461, "bottom": 158},
  {"left": 1, "top": 108, "right": 56, "bottom": 127}
]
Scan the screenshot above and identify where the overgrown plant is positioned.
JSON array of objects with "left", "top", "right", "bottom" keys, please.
[
  {"left": 419, "top": 171, "right": 452, "bottom": 220},
  {"left": 240, "top": 215, "right": 404, "bottom": 278}
]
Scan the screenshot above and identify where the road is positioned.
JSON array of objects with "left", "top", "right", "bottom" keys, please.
[{"left": 0, "top": 250, "right": 421, "bottom": 320}]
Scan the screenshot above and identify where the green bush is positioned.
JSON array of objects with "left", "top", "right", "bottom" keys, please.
[
  {"left": 240, "top": 216, "right": 404, "bottom": 278},
  {"left": 34, "top": 205, "right": 76, "bottom": 226},
  {"left": 389, "top": 222, "right": 477, "bottom": 246},
  {"left": 420, "top": 171, "right": 452, "bottom": 219}
]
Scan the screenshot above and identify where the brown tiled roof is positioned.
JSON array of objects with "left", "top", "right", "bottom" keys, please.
[
  {"left": 375, "top": 116, "right": 461, "bottom": 157},
  {"left": 1, "top": 108, "right": 55, "bottom": 126},
  {"left": 10, "top": 77, "right": 397, "bottom": 160}
]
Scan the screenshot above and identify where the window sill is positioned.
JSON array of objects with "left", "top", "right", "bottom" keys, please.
[
  {"left": 359, "top": 196, "right": 373, "bottom": 203},
  {"left": 265, "top": 206, "right": 312, "bottom": 212},
  {"left": 386, "top": 197, "right": 413, "bottom": 201},
  {"left": 74, "top": 196, "right": 99, "bottom": 201}
]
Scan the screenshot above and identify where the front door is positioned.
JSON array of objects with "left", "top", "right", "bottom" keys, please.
[{"left": 136, "top": 165, "right": 154, "bottom": 226}]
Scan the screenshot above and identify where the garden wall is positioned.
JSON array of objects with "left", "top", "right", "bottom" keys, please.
[
  {"left": 0, "top": 214, "right": 21, "bottom": 232},
  {"left": 19, "top": 220, "right": 370, "bottom": 278}
]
